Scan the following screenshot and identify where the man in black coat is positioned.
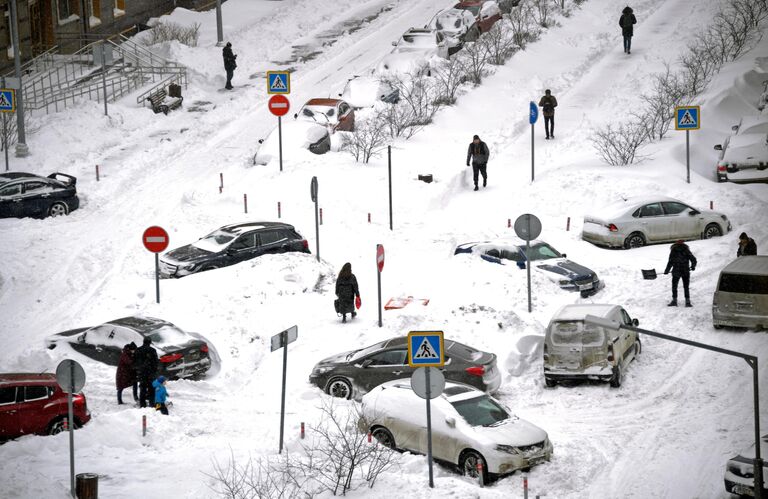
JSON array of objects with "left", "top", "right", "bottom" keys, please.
[
  {"left": 335, "top": 263, "right": 360, "bottom": 324},
  {"left": 619, "top": 6, "right": 637, "bottom": 54},
  {"left": 538, "top": 89, "right": 558, "bottom": 140},
  {"left": 223, "top": 42, "right": 237, "bottom": 90},
  {"left": 466, "top": 135, "right": 490, "bottom": 191},
  {"left": 737, "top": 232, "right": 757, "bottom": 257},
  {"left": 664, "top": 240, "right": 697, "bottom": 307},
  {"left": 134, "top": 337, "right": 159, "bottom": 408}
]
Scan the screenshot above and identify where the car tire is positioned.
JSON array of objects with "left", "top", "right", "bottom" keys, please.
[
  {"left": 634, "top": 339, "right": 642, "bottom": 356},
  {"left": 49, "top": 202, "right": 69, "bottom": 218},
  {"left": 48, "top": 417, "right": 71, "bottom": 435},
  {"left": 704, "top": 223, "right": 722, "bottom": 239},
  {"left": 544, "top": 376, "right": 557, "bottom": 388},
  {"left": 713, "top": 324, "right": 723, "bottom": 330},
  {"left": 371, "top": 426, "right": 396, "bottom": 449},
  {"left": 609, "top": 363, "right": 623, "bottom": 388},
  {"left": 460, "top": 449, "right": 488, "bottom": 484},
  {"left": 326, "top": 377, "right": 352, "bottom": 399},
  {"left": 200, "top": 264, "right": 219, "bottom": 272},
  {"left": 623, "top": 232, "right": 646, "bottom": 249}
]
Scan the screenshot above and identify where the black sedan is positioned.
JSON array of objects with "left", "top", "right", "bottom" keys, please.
[
  {"left": 159, "top": 221, "right": 310, "bottom": 277},
  {"left": 309, "top": 336, "right": 501, "bottom": 400},
  {"left": 455, "top": 239, "right": 601, "bottom": 297},
  {"left": 45, "top": 316, "right": 214, "bottom": 379},
  {"left": 0, "top": 172, "right": 79, "bottom": 218}
]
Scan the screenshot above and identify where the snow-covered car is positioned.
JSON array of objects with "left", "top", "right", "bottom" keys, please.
[
  {"left": 759, "top": 79, "right": 768, "bottom": 110},
  {"left": 581, "top": 196, "right": 731, "bottom": 249},
  {"left": 427, "top": 8, "right": 479, "bottom": 54},
  {"left": 0, "top": 172, "right": 79, "bottom": 219},
  {"left": 359, "top": 381, "right": 553, "bottom": 484},
  {"left": 254, "top": 120, "right": 331, "bottom": 165},
  {"left": 376, "top": 28, "right": 449, "bottom": 76},
  {"left": 714, "top": 129, "right": 768, "bottom": 183},
  {"left": 454, "top": 0, "right": 502, "bottom": 33},
  {"left": 295, "top": 98, "right": 355, "bottom": 132},
  {"left": 454, "top": 239, "right": 601, "bottom": 297},
  {"left": 724, "top": 435, "right": 767, "bottom": 497},
  {"left": 340, "top": 74, "right": 399, "bottom": 108}
]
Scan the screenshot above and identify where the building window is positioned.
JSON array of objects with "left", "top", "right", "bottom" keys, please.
[
  {"left": 115, "top": 0, "right": 125, "bottom": 17},
  {"left": 57, "top": 0, "right": 79, "bottom": 24},
  {"left": 88, "top": 0, "right": 101, "bottom": 27}
]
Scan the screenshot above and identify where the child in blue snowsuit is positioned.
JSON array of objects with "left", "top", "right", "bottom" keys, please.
[{"left": 153, "top": 376, "right": 169, "bottom": 415}]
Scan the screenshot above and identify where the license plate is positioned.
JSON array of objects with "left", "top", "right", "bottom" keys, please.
[
  {"left": 526, "top": 455, "right": 546, "bottom": 467},
  {"left": 736, "top": 303, "right": 753, "bottom": 311},
  {"left": 578, "top": 284, "right": 593, "bottom": 290},
  {"left": 734, "top": 485, "right": 755, "bottom": 497}
]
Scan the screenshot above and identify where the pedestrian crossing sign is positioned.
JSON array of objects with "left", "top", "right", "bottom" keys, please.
[
  {"left": 0, "top": 89, "right": 15, "bottom": 112},
  {"left": 267, "top": 71, "right": 290, "bottom": 95},
  {"left": 675, "top": 106, "right": 700, "bottom": 130},
  {"left": 407, "top": 331, "right": 444, "bottom": 368}
]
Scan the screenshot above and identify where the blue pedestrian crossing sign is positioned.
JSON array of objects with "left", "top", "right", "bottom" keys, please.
[
  {"left": 267, "top": 71, "right": 290, "bottom": 95},
  {"left": 407, "top": 331, "right": 445, "bottom": 368},
  {"left": 675, "top": 106, "right": 700, "bottom": 130},
  {"left": 0, "top": 89, "right": 15, "bottom": 112}
]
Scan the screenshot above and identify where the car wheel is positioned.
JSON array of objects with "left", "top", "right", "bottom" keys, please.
[
  {"left": 48, "top": 417, "right": 71, "bottom": 435},
  {"left": 609, "top": 363, "right": 623, "bottom": 388},
  {"left": 544, "top": 376, "right": 557, "bottom": 388},
  {"left": 713, "top": 324, "right": 723, "bottom": 330},
  {"left": 460, "top": 450, "right": 488, "bottom": 484},
  {"left": 623, "top": 232, "right": 646, "bottom": 249},
  {"left": 326, "top": 377, "right": 352, "bottom": 399},
  {"left": 634, "top": 339, "right": 642, "bottom": 356},
  {"left": 49, "top": 202, "right": 69, "bottom": 217},
  {"left": 200, "top": 264, "right": 219, "bottom": 272},
  {"left": 371, "top": 426, "right": 396, "bottom": 449},
  {"left": 704, "top": 223, "right": 722, "bottom": 239}
]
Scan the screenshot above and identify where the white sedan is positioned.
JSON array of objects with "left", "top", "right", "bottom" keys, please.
[
  {"left": 376, "top": 28, "right": 450, "bottom": 76},
  {"left": 359, "top": 380, "right": 552, "bottom": 483},
  {"left": 427, "top": 8, "right": 479, "bottom": 53},
  {"left": 254, "top": 120, "right": 330, "bottom": 165}
]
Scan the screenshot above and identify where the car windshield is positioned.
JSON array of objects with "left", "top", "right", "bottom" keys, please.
[
  {"left": 551, "top": 321, "right": 605, "bottom": 346},
  {"left": 396, "top": 33, "right": 435, "bottom": 50},
  {"left": 300, "top": 105, "right": 335, "bottom": 123},
  {"left": 461, "top": 5, "right": 480, "bottom": 15},
  {"left": 146, "top": 325, "right": 189, "bottom": 346},
  {"left": 192, "top": 230, "right": 236, "bottom": 251},
  {"left": 524, "top": 243, "right": 562, "bottom": 261},
  {"left": 451, "top": 395, "right": 509, "bottom": 427},
  {"left": 348, "top": 341, "right": 387, "bottom": 361}
]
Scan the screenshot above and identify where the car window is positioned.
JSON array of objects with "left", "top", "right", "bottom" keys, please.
[
  {"left": 23, "top": 181, "right": 49, "bottom": 194},
  {"left": 639, "top": 203, "right": 663, "bottom": 217},
  {"left": 86, "top": 324, "right": 139, "bottom": 347},
  {"left": 146, "top": 325, "right": 189, "bottom": 346},
  {"left": 500, "top": 248, "right": 523, "bottom": 262},
  {"left": 0, "top": 184, "right": 21, "bottom": 197},
  {"left": 661, "top": 202, "right": 690, "bottom": 215},
  {"left": 339, "top": 104, "right": 349, "bottom": 115},
  {"left": 367, "top": 349, "right": 406, "bottom": 366},
  {"left": 719, "top": 274, "right": 768, "bottom": 294},
  {"left": 259, "top": 230, "right": 286, "bottom": 246},
  {"left": 349, "top": 341, "right": 388, "bottom": 362},
  {"left": 302, "top": 108, "right": 314, "bottom": 118},
  {"left": 551, "top": 321, "right": 605, "bottom": 346},
  {"left": 620, "top": 309, "right": 632, "bottom": 324},
  {"left": 527, "top": 243, "right": 562, "bottom": 261},
  {"left": 23, "top": 386, "right": 50, "bottom": 402},
  {"left": 450, "top": 395, "right": 509, "bottom": 427},
  {"left": 0, "top": 387, "right": 16, "bottom": 405},
  {"left": 230, "top": 232, "right": 257, "bottom": 251},
  {"left": 485, "top": 248, "right": 500, "bottom": 259}
]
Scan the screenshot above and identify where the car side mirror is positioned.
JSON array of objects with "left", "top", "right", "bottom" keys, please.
[
  {"left": 293, "top": 113, "right": 298, "bottom": 119},
  {"left": 78, "top": 334, "right": 86, "bottom": 343},
  {"left": 361, "top": 359, "right": 373, "bottom": 368},
  {"left": 632, "top": 318, "right": 639, "bottom": 326},
  {"left": 445, "top": 416, "right": 456, "bottom": 428},
  {"left": 714, "top": 144, "right": 722, "bottom": 151},
  {"left": 689, "top": 209, "right": 700, "bottom": 216},
  {"left": 561, "top": 253, "right": 567, "bottom": 258},
  {"left": 516, "top": 261, "right": 525, "bottom": 270},
  {"left": 258, "top": 139, "right": 264, "bottom": 144},
  {"left": 731, "top": 125, "right": 739, "bottom": 131}
]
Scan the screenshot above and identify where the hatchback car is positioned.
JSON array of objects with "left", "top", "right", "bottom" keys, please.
[
  {"left": 254, "top": 121, "right": 331, "bottom": 165},
  {"left": 0, "top": 373, "right": 91, "bottom": 440},
  {"left": 45, "top": 316, "right": 213, "bottom": 379},
  {"left": 427, "top": 8, "right": 479, "bottom": 54},
  {"left": 339, "top": 74, "right": 400, "bottom": 108},
  {"left": 455, "top": 239, "right": 601, "bottom": 296},
  {"left": 0, "top": 172, "right": 79, "bottom": 219},
  {"left": 159, "top": 222, "right": 309, "bottom": 277},
  {"left": 724, "top": 435, "right": 767, "bottom": 497},
  {"left": 712, "top": 256, "right": 768, "bottom": 330},
  {"left": 360, "top": 381, "right": 552, "bottom": 483},
  {"left": 714, "top": 132, "right": 768, "bottom": 183},
  {"left": 454, "top": 0, "right": 502, "bottom": 32},
  {"left": 309, "top": 336, "right": 500, "bottom": 400},
  {"left": 377, "top": 28, "right": 449, "bottom": 76},
  {"left": 295, "top": 98, "right": 355, "bottom": 132},
  {"left": 581, "top": 196, "right": 731, "bottom": 249}
]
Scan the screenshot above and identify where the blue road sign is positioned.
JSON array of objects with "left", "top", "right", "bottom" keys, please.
[
  {"left": 267, "top": 71, "right": 291, "bottom": 95},
  {"left": 407, "top": 331, "right": 445, "bottom": 368},
  {"left": 0, "top": 89, "right": 15, "bottom": 112},
  {"left": 529, "top": 101, "right": 538, "bottom": 124},
  {"left": 675, "top": 106, "right": 700, "bottom": 130}
]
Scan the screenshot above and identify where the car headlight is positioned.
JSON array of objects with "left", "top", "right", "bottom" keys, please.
[
  {"left": 312, "top": 366, "right": 332, "bottom": 375},
  {"left": 179, "top": 262, "right": 197, "bottom": 270},
  {"left": 558, "top": 279, "right": 571, "bottom": 286},
  {"left": 495, "top": 444, "right": 520, "bottom": 455}
]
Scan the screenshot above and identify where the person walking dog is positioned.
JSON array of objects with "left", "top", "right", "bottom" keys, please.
[
  {"left": 538, "top": 90, "right": 558, "bottom": 140},
  {"left": 664, "top": 240, "right": 697, "bottom": 307},
  {"left": 466, "top": 135, "right": 490, "bottom": 191}
]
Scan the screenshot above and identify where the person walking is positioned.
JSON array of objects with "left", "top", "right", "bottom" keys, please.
[
  {"left": 335, "top": 262, "right": 360, "bottom": 324},
  {"left": 466, "top": 135, "right": 490, "bottom": 191},
  {"left": 223, "top": 42, "right": 237, "bottom": 90},
  {"left": 737, "top": 232, "right": 757, "bottom": 257},
  {"left": 116, "top": 342, "right": 138, "bottom": 405},
  {"left": 153, "top": 376, "right": 169, "bottom": 415},
  {"left": 619, "top": 6, "right": 637, "bottom": 54},
  {"left": 134, "top": 337, "right": 159, "bottom": 408},
  {"left": 664, "top": 240, "right": 697, "bottom": 307},
  {"left": 538, "top": 90, "right": 558, "bottom": 140}
]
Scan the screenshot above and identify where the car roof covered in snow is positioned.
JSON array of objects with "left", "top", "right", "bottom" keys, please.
[
  {"left": 0, "top": 373, "right": 57, "bottom": 385},
  {"left": 219, "top": 221, "right": 294, "bottom": 234},
  {"left": 0, "top": 172, "right": 41, "bottom": 185},
  {"left": 552, "top": 303, "right": 620, "bottom": 321},
  {"left": 379, "top": 379, "right": 483, "bottom": 401},
  {"left": 304, "top": 98, "right": 343, "bottom": 107},
  {"left": 720, "top": 255, "right": 768, "bottom": 276},
  {"left": 593, "top": 196, "right": 681, "bottom": 218},
  {"left": 108, "top": 316, "right": 173, "bottom": 332},
  {"left": 722, "top": 133, "right": 768, "bottom": 163}
]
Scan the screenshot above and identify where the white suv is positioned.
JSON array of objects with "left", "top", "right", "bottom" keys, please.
[{"left": 724, "top": 435, "right": 767, "bottom": 497}]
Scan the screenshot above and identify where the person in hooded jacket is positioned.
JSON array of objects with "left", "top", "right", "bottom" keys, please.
[
  {"left": 538, "top": 89, "right": 558, "bottom": 140},
  {"left": 223, "top": 42, "right": 237, "bottom": 90},
  {"left": 664, "top": 240, "right": 697, "bottom": 307},
  {"left": 153, "top": 376, "right": 169, "bottom": 415},
  {"left": 116, "top": 342, "right": 138, "bottom": 405},
  {"left": 335, "top": 262, "right": 360, "bottom": 324},
  {"left": 134, "top": 337, "right": 159, "bottom": 408},
  {"left": 619, "top": 6, "right": 637, "bottom": 54},
  {"left": 466, "top": 135, "right": 490, "bottom": 191},
  {"left": 737, "top": 232, "right": 757, "bottom": 257}
]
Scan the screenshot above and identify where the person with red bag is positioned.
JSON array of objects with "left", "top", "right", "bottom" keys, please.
[{"left": 335, "top": 262, "right": 360, "bottom": 323}]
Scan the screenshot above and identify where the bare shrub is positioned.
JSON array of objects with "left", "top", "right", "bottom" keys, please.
[
  {"left": 638, "top": 64, "right": 686, "bottom": 140},
  {"left": 532, "top": 0, "right": 552, "bottom": 27},
  {"left": 206, "top": 450, "right": 310, "bottom": 499},
  {"left": 591, "top": 120, "right": 648, "bottom": 166},
  {"left": 483, "top": 19, "right": 518, "bottom": 65},
  {"left": 457, "top": 40, "right": 491, "bottom": 85},
  {"left": 143, "top": 22, "right": 201, "bottom": 47},
  {"left": 342, "top": 113, "right": 390, "bottom": 163},
  {"left": 732, "top": 0, "right": 768, "bottom": 28},
  {"left": 381, "top": 70, "right": 441, "bottom": 138},
  {"left": 0, "top": 112, "right": 39, "bottom": 152},
  {"left": 431, "top": 56, "right": 469, "bottom": 105},
  {"left": 507, "top": 2, "right": 540, "bottom": 49}
]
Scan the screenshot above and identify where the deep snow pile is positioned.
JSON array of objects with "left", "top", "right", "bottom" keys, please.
[{"left": 1, "top": 0, "right": 767, "bottom": 497}]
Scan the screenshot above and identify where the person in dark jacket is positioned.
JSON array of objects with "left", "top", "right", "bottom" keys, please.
[
  {"left": 664, "top": 240, "right": 697, "bottom": 307},
  {"left": 223, "top": 42, "right": 237, "bottom": 90},
  {"left": 737, "top": 232, "right": 757, "bottom": 257},
  {"left": 116, "top": 342, "right": 138, "bottom": 405},
  {"left": 538, "top": 89, "right": 558, "bottom": 140},
  {"left": 619, "top": 6, "right": 637, "bottom": 54},
  {"left": 153, "top": 376, "right": 169, "bottom": 415},
  {"left": 335, "top": 262, "right": 360, "bottom": 323},
  {"left": 466, "top": 135, "right": 490, "bottom": 191},
  {"left": 134, "top": 337, "right": 159, "bottom": 408}
]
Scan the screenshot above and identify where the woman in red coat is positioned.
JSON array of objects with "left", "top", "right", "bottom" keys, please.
[{"left": 116, "top": 342, "right": 138, "bottom": 405}]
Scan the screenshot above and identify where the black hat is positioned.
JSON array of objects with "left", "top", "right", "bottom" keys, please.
[
  {"left": 473, "top": 135, "right": 480, "bottom": 140},
  {"left": 739, "top": 232, "right": 748, "bottom": 240},
  {"left": 225, "top": 42, "right": 231, "bottom": 47},
  {"left": 142, "top": 337, "right": 152, "bottom": 346}
]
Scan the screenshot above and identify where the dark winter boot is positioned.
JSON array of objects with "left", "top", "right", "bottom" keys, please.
[
  {"left": 483, "top": 179, "right": 487, "bottom": 187},
  {"left": 685, "top": 300, "right": 692, "bottom": 307},
  {"left": 352, "top": 311, "right": 357, "bottom": 318},
  {"left": 342, "top": 314, "right": 347, "bottom": 323},
  {"left": 667, "top": 300, "right": 677, "bottom": 307},
  {"left": 474, "top": 185, "right": 479, "bottom": 191}
]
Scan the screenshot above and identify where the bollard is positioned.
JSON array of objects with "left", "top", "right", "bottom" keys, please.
[
  {"left": 523, "top": 473, "right": 529, "bottom": 499},
  {"left": 243, "top": 194, "right": 248, "bottom": 214},
  {"left": 710, "top": 200, "right": 713, "bottom": 210},
  {"left": 278, "top": 201, "right": 281, "bottom": 219},
  {"left": 367, "top": 432, "right": 372, "bottom": 443},
  {"left": 220, "top": 172, "right": 223, "bottom": 189},
  {"left": 566, "top": 216, "right": 570, "bottom": 231},
  {"left": 300, "top": 422, "right": 305, "bottom": 439},
  {"left": 508, "top": 218, "right": 511, "bottom": 228},
  {"left": 320, "top": 208, "right": 323, "bottom": 225},
  {"left": 219, "top": 186, "right": 222, "bottom": 194},
  {"left": 368, "top": 213, "right": 371, "bottom": 223},
  {"left": 75, "top": 473, "right": 99, "bottom": 499},
  {"left": 95, "top": 164, "right": 100, "bottom": 182},
  {"left": 477, "top": 461, "right": 484, "bottom": 487},
  {"left": 142, "top": 415, "right": 147, "bottom": 437}
]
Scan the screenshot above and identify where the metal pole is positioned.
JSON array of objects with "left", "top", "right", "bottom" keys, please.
[
  {"left": 68, "top": 364, "right": 75, "bottom": 498},
  {"left": 752, "top": 357, "right": 764, "bottom": 499},
  {"left": 314, "top": 199, "right": 320, "bottom": 262},
  {"left": 685, "top": 130, "right": 690, "bottom": 184},
  {"left": 154, "top": 253, "right": 160, "bottom": 304},
  {"left": 9, "top": 0, "right": 28, "bottom": 157},
  {"left": 278, "top": 116, "right": 283, "bottom": 173},
  {"left": 100, "top": 42, "right": 108, "bottom": 116},
  {"left": 215, "top": 0, "right": 224, "bottom": 46},
  {"left": 526, "top": 242, "right": 532, "bottom": 313},
  {"left": 388, "top": 146, "right": 393, "bottom": 231},
  {"left": 3, "top": 112, "right": 8, "bottom": 172},
  {"left": 531, "top": 123, "right": 534, "bottom": 182},
  {"left": 425, "top": 368, "right": 434, "bottom": 488},
  {"left": 377, "top": 264, "right": 382, "bottom": 328},
  {"left": 279, "top": 330, "right": 288, "bottom": 453}
]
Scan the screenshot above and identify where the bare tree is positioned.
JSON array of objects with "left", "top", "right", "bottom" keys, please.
[
  {"left": 341, "top": 113, "right": 390, "bottom": 163},
  {"left": 143, "top": 21, "right": 201, "bottom": 47},
  {"left": 431, "top": 56, "right": 469, "bottom": 105},
  {"left": 483, "top": 19, "right": 518, "bottom": 65},
  {"left": 532, "top": 0, "right": 553, "bottom": 28},
  {"left": 457, "top": 40, "right": 491, "bottom": 85},
  {"left": 638, "top": 64, "right": 686, "bottom": 140},
  {"left": 507, "top": 2, "right": 540, "bottom": 49},
  {"left": 381, "top": 70, "right": 441, "bottom": 138},
  {"left": 591, "top": 120, "right": 649, "bottom": 166}
]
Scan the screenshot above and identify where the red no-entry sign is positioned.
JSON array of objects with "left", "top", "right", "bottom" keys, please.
[
  {"left": 143, "top": 226, "right": 169, "bottom": 253},
  {"left": 268, "top": 95, "right": 290, "bottom": 117},
  {"left": 377, "top": 244, "right": 385, "bottom": 272}
]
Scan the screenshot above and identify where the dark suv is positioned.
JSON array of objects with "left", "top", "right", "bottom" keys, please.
[
  {"left": 0, "top": 373, "right": 91, "bottom": 440},
  {"left": 0, "top": 172, "right": 79, "bottom": 218},
  {"left": 159, "top": 221, "right": 310, "bottom": 277}
]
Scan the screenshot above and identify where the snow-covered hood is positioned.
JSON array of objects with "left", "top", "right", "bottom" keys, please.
[
  {"left": 535, "top": 258, "right": 595, "bottom": 279},
  {"left": 315, "top": 350, "right": 357, "bottom": 367},
  {"left": 376, "top": 52, "right": 434, "bottom": 75},
  {"left": 162, "top": 244, "right": 215, "bottom": 264},
  {"left": 472, "top": 416, "right": 548, "bottom": 447},
  {"left": 255, "top": 121, "right": 329, "bottom": 165}
]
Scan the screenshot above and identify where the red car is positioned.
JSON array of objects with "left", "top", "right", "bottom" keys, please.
[
  {"left": 454, "top": 0, "right": 502, "bottom": 33},
  {"left": 0, "top": 373, "right": 91, "bottom": 440},
  {"left": 295, "top": 98, "right": 355, "bottom": 132}
]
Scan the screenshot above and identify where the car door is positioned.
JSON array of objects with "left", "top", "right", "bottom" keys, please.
[
  {"left": 74, "top": 324, "right": 124, "bottom": 364},
  {"left": 17, "top": 385, "right": 53, "bottom": 435},
  {"left": 662, "top": 201, "right": 700, "bottom": 240},
  {"left": 422, "top": 399, "right": 466, "bottom": 464},
  {"left": 20, "top": 181, "right": 53, "bottom": 217},
  {"left": 637, "top": 202, "right": 669, "bottom": 242},
  {"left": 0, "top": 182, "right": 24, "bottom": 218},
  {"left": 0, "top": 386, "right": 20, "bottom": 438},
  {"left": 337, "top": 102, "right": 354, "bottom": 131},
  {"left": 358, "top": 349, "right": 410, "bottom": 392},
  {"left": 619, "top": 308, "right": 639, "bottom": 359},
  {"left": 225, "top": 232, "right": 260, "bottom": 265},
  {"left": 258, "top": 229, "right": 291, "bottom": 255},
  {"left": 612, "top": 310, "right": 634, "bottom": 365}
]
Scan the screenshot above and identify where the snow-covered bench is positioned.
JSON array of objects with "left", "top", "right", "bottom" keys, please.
[{"left": 146, "top": 85, "right": 183, "bottom": 115}]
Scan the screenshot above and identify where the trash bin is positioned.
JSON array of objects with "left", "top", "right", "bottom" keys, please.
[
  {"left": 76, "top": 473, "right": 98, "bottom": 499},
  {"left": 168, "top": 83, "right": 182, "bottom": 99},
  {"left": 417, "top": 174, "right": 433, "bottom": 183}
]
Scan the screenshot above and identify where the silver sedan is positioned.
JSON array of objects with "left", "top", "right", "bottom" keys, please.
[{"left": 581, "top": 196, "right": 731, "bottom": 249}]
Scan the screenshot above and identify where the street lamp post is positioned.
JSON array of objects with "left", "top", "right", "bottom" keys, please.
[
  {"left": 583, "top": 315, "right": 763, "bottom": 499},
  {"left": 215, "top": 0, "right": 224, "bottom": 47},
  {"left": 8, "top": 0, "right": 28, "bottom": 157}
]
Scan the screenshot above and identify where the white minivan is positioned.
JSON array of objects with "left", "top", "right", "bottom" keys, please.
[{"left": 713, "top": 256, "right": 768, "bottom": 330}]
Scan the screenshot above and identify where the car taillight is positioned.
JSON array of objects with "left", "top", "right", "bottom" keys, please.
[
  {"left": 607, "top": 344, "right": 614, "bottom": 363},
  {"left": 465, "top": 366, "right": 485, "bottom": 377},
  {"left": 160, "top": 353, "right": 183, "bottom": 363},
  {"left": 200, "top": 344, "right": 209, "bottom": 353},
  {"left": 302, "top": 240, "right": 309, "bottom": 250},
  {"left": 543, "top": 344, "right": 549, "bottom": 362},
  {"left": 607, "top": 223, "right": 618, "bottom": 232},
  {"left": 717, "top": 164, "right": 727, "bottom": 172}
]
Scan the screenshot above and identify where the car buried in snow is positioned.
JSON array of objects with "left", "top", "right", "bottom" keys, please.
[
  {"left": 724, "top": 434, "right": 768, "bottom": 497},
  {"left": 359, "top": 381, "right": 553, "bottom": 484},
  {"left": 294, "top": 98, "right": 355, "bottom": 132},
  {"left": 454, "top": 239, "right": 602, "bottom": 297},
  {"left": 427, "top": 8, "right": 479, "bottom": 55},
  {"left": 339, "top": 74, "right": 400, "bottom": 109},
  {"left": 376, "top": 28, "right": 450, "bottom": 76},
  {"left": 254, "top": 120, "right": 331, "bottom": 165},
  {"left": 309, "top": 336, "right": 500, "bottom": 400},
  {"left": 454, "top": 0, "right": 502, "bottom": 33},
  {"left": 0, "top": 172, "right": 79, "bottom": 219},
  {"left": 45, "top": 316, "right": 214, "bottom": 380},
  {"left": 714, "top": 117, "right": 768, "bottom": 183}
]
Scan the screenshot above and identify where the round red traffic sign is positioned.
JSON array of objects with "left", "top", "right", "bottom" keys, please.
[
  {"left": 143, "top": 226, "right": 169, "bottom": 253},
  {"left": 376, "top": 244, "right": 385, "bottom": 273},
  {"left": 268, "top": 95, "right": 290, "bottom": 117}
]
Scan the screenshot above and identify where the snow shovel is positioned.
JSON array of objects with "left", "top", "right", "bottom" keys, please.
[{"left": 641, "top": 269, "right": 657, "bottom": 280}]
